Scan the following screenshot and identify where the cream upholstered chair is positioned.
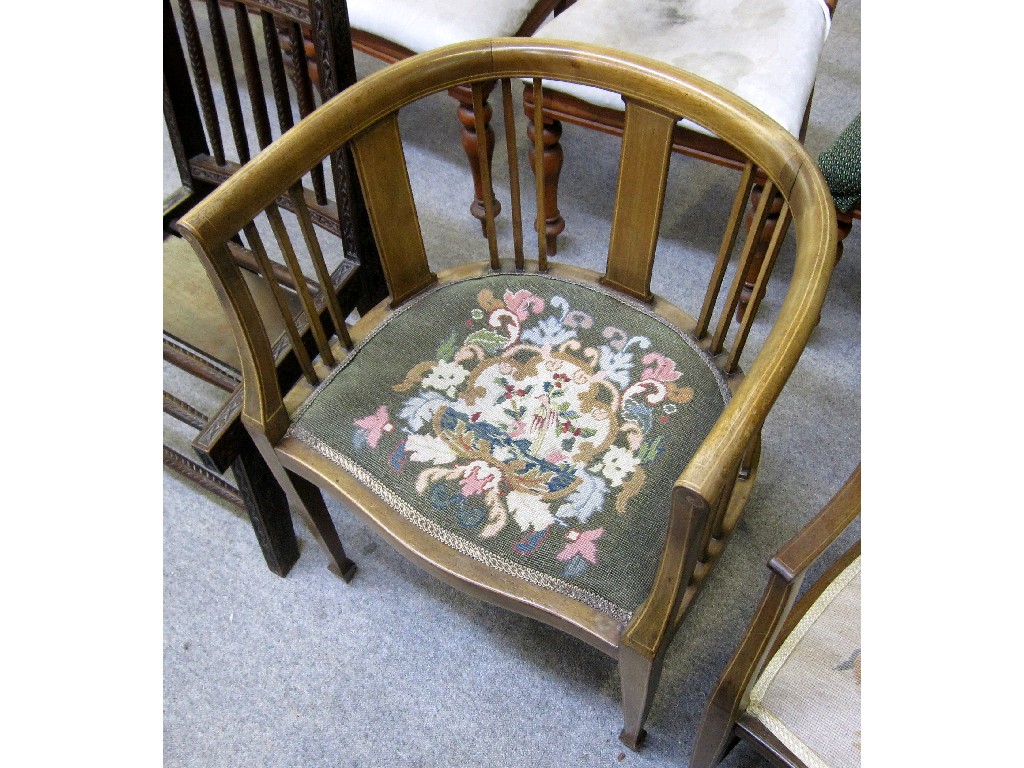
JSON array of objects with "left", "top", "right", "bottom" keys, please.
[
  {"left": 178, "top": 38, "right": 837, "bottom": 749},
  {"left": 525, "top": 0, "right": 836, "bottom": 318},
  {"left": 690, "top": 465, "right": 861, "bottom": 768},
  {"left": 345, "top": 0, "right": 567, "bottom": 227}
]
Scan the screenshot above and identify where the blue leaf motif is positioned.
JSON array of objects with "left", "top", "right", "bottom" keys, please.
[
  {"left": 623, "top": 399, "right": 654, "bottom": 433},
  {"left": 555, "top": 472, "right": 609, "bottom": 524},
  {"left": 598, "top": 346, "right": 634, "bottom": 389},
  {"left": 522, "top": 316, "right": 577, "bottom": 347},
  {"left": 398, "top": 391, "right": 449, "bottom": 432}
]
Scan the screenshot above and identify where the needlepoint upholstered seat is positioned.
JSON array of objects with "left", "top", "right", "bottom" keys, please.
[
  {"left": 288, "top": 273, "right": 730, "bottom": 622},
  {"left": 179, "top": 39, "right": 836, "bottom": 749}
]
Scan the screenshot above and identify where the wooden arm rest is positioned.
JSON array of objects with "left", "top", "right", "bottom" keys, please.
[{"left": 771, "top": 464, "right": 860, "bottom": 582}]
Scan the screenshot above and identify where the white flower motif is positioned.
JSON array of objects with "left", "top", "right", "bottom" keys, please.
[
  {"left": 594, "top": 445, "right": 639, "bottom": 487},
  {"left": 507, "top": 491, "right": 555, "bottom": 531},
  {"left": 422, "top": 359, "right": 470, "bottom": 397}
]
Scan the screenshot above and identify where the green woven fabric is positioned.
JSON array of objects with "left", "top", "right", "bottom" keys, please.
[
  {"left": 817, "top": 114, "right": 861, "bottom": 214},
  {"left": 289, "top": 274, "right": 729, "bottom": 621}
]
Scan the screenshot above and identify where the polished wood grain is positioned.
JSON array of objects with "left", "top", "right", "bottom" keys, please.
[{"left": 178, "top": 39, "right": 836, "bottom": 749}]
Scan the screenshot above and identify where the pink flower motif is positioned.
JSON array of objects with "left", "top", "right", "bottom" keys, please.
[
  {"left": 458, "top": 462, "right": 501, "bottom": 497},
  {"left": 640, "top": 352, "right": 682, "bottom": 382},
  {"left": 503, "top": 289, "right": 544, "bottom": 320},
  {"left": 353, "top": 405, "right": 394, "bottom": 449},
  {"left": 602, "top": 327, "right": 628, "bottom": 350},
  {"left": 545, "top": 449, "right": 568, "bottom": 464},
  {"left": 508, "top": 420, "right": 528, "bottom": 438},
  {"left": 556, "top": 528, "right": 605, "bottom": 565}
]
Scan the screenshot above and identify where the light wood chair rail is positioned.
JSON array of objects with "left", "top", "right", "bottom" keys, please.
[
  {"left": 690, "top": 465, "right": 860, "bottom": 768},
  {"left": 178, "top": 38, "right": 836, "bottom": 749}
]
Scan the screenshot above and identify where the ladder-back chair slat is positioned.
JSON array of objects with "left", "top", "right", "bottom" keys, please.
[
  {"left": 233, "top": 2, "right": 273, "bottom": 150},
  {"left": 264, "top": 205, "right": 336, "bottom": 366},
  {"left": 286, "top": 20, "right": 328, "bottom": 206},
  {"left": 500, "top": 78, "right": 526, "bottom": 271},
  {"left": 176, "top": 0, "right": 225, "bottom": 164},
  {"left": 532, "top": 78, "right": 548, "bottom": 272},
  {"left": 695, "top": 162, "right": 757, "bottom": 340},
  {"left": 349, "top": 113, "right": 436, "bottom": 308},
  {"left": 709, "top": 179, "right": 777, "bottom": 356},
  {"left": 601, "top": 100, "right": 676, "bottom": 303},
  {"left": 726, "top": 203, "right": 793, "bottom": 374},
  {"left": 262, "top": 10, "right": 296, "bottom": 135},
  {"left": 288, "top": 186, "right": 354, "bottom": 349},
  {"left": 471, "top": 82, "right": 500, "bottom": 270},
  {"left": 205, "top": 0, "right": 250, "bottom": 164},
  {"left": 241, "top": 221, "right": 320, "bottom": 386}
]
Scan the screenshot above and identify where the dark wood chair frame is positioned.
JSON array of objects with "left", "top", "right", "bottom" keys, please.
[
  {"left": 178, "top": 39, "right": 836, "bottom": 748},
  {"left": 522, "top": 0, "right": 841, "bottom": 323},
  {"left": 163, "top": 0, "right": 386, "bottom": 577},
  {"left": 690, "top": 465, "right": 861, "bottom": 768}
]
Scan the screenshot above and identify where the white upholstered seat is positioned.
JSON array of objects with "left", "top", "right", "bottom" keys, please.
[
  {"left": 746, "top": 556, "right": 861, "bottom": 768},
  {"left": 347, "top": 0, "right": 548, "bottom": 53},
  {"left": 532, "top": 0, "right": 832, "bottom": 137}
]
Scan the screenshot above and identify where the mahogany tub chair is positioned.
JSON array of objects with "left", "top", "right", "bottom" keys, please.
[
  {"left": 164, "top": 0, "right": 385, "bottom": 577},
  {"left": 177, "top": 38, "right": 837, "bottom": 748},
  {"left": 279, "top": 0, "right": 569, "bottom": 231},
  {"left": 691, "top": 465, "right": 861, "bottom": 768},
  {"left": 525, "top": 0, "right": 838, "bottom": 319}
]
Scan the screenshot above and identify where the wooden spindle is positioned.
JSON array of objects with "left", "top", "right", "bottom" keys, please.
[
  {"left": 241, "top": 221, "right": 320, "bottom": 385},
  {"left": 288, "top": 186, "right": 354, "bottom": 349},
  {"left": 287, "top": 21, "right": 328, "bottom": 205},
  {"left": 176, "top": 0, "right": 224, "bottom": 164},
  {"left": 532, "top": 78, "right": 547, "bottom": 271},
  {"left": 205, "top": 0, "right": 250, "bottom": 164},
  {"left": 262, "top": 12, "right": 295, "bottom": 135},
  {"left": 264, "top": 205, "right": 336, "bottom": 366},
  {"left": 726, "top": 202, "right": 792, "bottom": 374},
  {"left": 472, "top": 83, "right": 500, "bottom": 270},
  {"left": 695, "top": 163, "right": 756, "bottom": 340},
  {"left": 501, "top": 78, "right": 525, "bottom": 271},
  {"left": 233, "top": 2, "right": 273, "bottom": 149},
  {"left": 709, "top": 180, "right": 777, "bottom": 356}
]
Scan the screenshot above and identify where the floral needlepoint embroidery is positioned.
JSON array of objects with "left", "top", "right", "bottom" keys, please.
[
  {"left": 291, "top": 274, "right": 729, "bottom": 618},
  {"left": 557, "top": 528, "right": 604, "bottom": 565},
  {"left": 353, "top": 405, "right": 394, "bottom": 450}
]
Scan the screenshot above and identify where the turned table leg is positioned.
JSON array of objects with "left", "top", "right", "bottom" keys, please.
[
  {"left": 452, "top": 85, "right": 501, "bottom": 233},
  {"left": 527, "top": 114, "right": 565, "bottom": 256}
]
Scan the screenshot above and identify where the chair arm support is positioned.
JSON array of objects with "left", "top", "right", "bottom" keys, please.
[
  {"left": 621, "top": 485, "right": 711, "bottom": 657},
  {"left": 770, "top": 464, "right": 860, "bottom": 582}
]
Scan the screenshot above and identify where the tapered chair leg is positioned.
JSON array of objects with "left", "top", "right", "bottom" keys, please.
[
  {"left": 618, "top": 643, "right": 664, "bottom": 751},
  {"left": 286, "top": 469, "right": 358, "bottom": 582},
  {"left": 249, "top": 431, "right": 357, "bottom": 581},
  {"left": 232, "top": 439, "right": 300, "bottom": 577},
  {"left": 690, "top": 705, "right": 739, "bottom": 768}
]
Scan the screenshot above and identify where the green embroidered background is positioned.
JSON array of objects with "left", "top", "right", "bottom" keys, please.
[{"left": 289, "top": 274, "right": 729, "bottom": 621}]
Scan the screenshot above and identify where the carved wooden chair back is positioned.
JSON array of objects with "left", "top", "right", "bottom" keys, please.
[
  {"left": 178, "top": 39, "right": 836, "bottom": 749},
  {"left": 163, "top": 0, "right": 384, "bottom": 577}
]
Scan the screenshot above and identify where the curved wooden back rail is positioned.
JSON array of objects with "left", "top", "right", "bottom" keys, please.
[{"left": 178, "top": 39, "right": 836, "bottom": 750}]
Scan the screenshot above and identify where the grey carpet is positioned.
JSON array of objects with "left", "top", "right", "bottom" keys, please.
[{"left": 164, "top": 3, "right": 860, "bottom": 766}]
